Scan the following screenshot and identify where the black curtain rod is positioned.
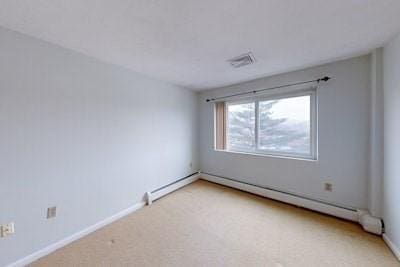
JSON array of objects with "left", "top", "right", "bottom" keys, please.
[{"left": 206, "top": 76, "right": 331, "bottom": 102}]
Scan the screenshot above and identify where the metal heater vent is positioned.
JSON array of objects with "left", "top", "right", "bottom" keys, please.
[{"left": 228, "top": 52, "right": 256, "bottom": 68}]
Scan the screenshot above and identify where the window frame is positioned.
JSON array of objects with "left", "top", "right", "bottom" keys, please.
[{"left": 224, "top": 88, "right": 317, "bottom": 160}]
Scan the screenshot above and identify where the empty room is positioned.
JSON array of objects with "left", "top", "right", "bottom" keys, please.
[{"left": 1, "top": 1, "right": 400, "bottom": 266}]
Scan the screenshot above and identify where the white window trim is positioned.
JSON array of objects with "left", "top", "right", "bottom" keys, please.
[{"left": 224, "top": 88, "right": 318, "bottom": 160}]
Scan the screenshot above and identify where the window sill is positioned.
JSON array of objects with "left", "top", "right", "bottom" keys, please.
[{"left": 214, "top": 149, "right": 318, "bottom": 162}]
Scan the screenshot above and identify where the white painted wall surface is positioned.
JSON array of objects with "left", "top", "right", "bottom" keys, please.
[
  {"left": 199, "top": 56, "right": 371, "bottom": 209},
  {"left": 0, "top": 27, "right": 198, "bottom": 266},
  {"left": 383, "top": 33, "right": 400, "bottom": 254}
]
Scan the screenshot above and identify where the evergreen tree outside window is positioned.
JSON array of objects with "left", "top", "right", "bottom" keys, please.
[{"left": 227, "top": 102, "right": 255, "bottom": 151}]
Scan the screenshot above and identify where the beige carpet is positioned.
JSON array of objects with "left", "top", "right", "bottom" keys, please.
[{"left": 31, "top": 180, "right": 399, "bottom": 267}]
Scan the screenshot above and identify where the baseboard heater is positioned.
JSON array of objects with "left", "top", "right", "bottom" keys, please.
[
  {"left": 146, "top": 172, "right": 200, "bottom": 205},
  {"left": 7, "top": 171, "right": 388, "bottom": 267},
  {"left": 200, "top": 173, "right": 383, "bottom": 235},
  {"left": 9, "top": 172, "right": 201, "bottom": 267}
]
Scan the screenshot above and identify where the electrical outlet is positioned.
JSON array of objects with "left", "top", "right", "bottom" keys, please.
[
  {"left": 0, "top": 222, "right": 15, "bottom": 238},
  {"left": 189, "top": 162, "right": 193, "bottom": 169},
  {"left": 324, "top": 183, "right": 333, "bottom": 192},
  {"left": 47, "top": 206, "right": 57, "bottom": 219}
]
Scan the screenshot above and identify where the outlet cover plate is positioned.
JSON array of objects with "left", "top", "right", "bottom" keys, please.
[
  {"left": 0, "top": 222, "right": 15, "bottom": 238},
  {"left": 47, "top": 206, "right": 57, "bottom": 219},
  {"left": 324, "top": 183, "right": 333, "bottom": 192}
]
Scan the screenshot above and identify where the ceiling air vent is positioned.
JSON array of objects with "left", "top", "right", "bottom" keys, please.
[{"left": 228, "top": 52, "right": 256, "bottom": 68}]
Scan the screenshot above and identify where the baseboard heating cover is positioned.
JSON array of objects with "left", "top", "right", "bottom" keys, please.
[
  {"left": 200, "top": 173, "right": 383, "bottom": 235},
  {"left": 146, "top": 172, "right": 200, "bottom": 205},
  {"left": 9, "top": 172, "right": 200, "bottom": 267},
  {"left": 8, "top": 171, "right": 385, "bottom": 266}
]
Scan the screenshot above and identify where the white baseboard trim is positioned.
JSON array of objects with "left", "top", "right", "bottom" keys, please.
[
  {"left": 201, "top": 173, "right": 360, "bottom": 222},
  {"left": 383, "top": 234, "right": 400, "bottom": 261},
  {"left": 8, "top": 172, "right": 386, "bottom": 266},
  {"left": 146, "top": 172, "right": 200, "bottom": 204},
  {"left": 8, "top": 201, "right": 146, "bottom": 267},
  {"left": 201, "top": 174, "right": 386, "bottom": 235},
  {"left": 9, "top": 173, "right": 200, "bottom": 267}
]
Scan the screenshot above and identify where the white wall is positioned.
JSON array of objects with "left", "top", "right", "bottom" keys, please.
[
  {"left": 0, "top": 26, "right": 198, "bottom": 266},
  {"left": 383, "top": 33, "right": 400, "bottom": 254},
  {"left": 199, "top": 56, "right": 371, "bottom": 209}
]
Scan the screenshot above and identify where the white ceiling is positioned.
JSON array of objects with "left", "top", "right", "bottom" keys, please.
[{"left": 0, "top": 1, "right": 400, "bottom": 90}]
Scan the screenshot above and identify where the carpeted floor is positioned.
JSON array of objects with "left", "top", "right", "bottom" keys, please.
[{"left": 31, "top": 180, "right": 399, "bottom": 267}]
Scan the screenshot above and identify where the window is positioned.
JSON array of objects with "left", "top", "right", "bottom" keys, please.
[{"left": 215, "top": 90, "right": 317, "bottom": 159}]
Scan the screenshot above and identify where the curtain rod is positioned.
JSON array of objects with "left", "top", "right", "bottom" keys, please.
[{"left": 206, "top": 76, "right": 331, "bottom": 102}]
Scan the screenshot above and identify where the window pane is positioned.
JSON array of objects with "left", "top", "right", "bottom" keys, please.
[
  {"left": 228, "top": 102, "right": 255, "bottom": 151},
  {"left": 259, "top": 95, "right": 311, "bottom": 155}
]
